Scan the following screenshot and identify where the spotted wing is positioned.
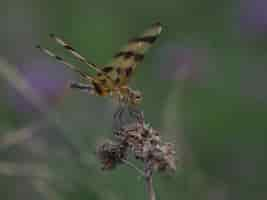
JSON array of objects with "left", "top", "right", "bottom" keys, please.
[{"left": 97, "top": 22, "right": 162, "bottom": 87}]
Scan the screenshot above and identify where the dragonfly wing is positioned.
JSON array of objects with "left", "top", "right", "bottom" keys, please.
[{"left": 99, "top": 22, "right": 162, "bottom": 87}]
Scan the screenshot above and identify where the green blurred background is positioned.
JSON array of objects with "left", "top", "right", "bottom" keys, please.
[{"left": 1, "top": 0, "right": 267, "bottom": 199}]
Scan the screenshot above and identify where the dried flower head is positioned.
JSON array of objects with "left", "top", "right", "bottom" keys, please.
[
  {"left": 97, "top": 106, "right": 177, "bottom": 174},
  {"left": 114, "top": 121, "right": 176, "bottom": 172},
  {"left": 96, "top": 140, "right": 127, "bottom": 170}
]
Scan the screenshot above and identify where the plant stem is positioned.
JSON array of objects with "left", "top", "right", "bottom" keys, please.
[
  {"left": 146, "top": 174, "right": 156, "bottom": 200},
  {"left": 121, "top": 159, "right": 146, "bottom": 177}
]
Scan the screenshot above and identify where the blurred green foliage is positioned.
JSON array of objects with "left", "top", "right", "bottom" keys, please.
[{"left": 1, "top": 0, "right": 267, "bottom": 200}]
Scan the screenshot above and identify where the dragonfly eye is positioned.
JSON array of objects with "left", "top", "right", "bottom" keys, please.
[
  {"left": 135, "top": 95, "right": 142, "bottom": 99},
  {"left": 133, "top": 91, "right": 142, "bottom": 103}
]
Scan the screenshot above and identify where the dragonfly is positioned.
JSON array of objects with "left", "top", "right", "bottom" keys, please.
[{"left": 36, "top": 22, "right": 162, "bottom": 105}]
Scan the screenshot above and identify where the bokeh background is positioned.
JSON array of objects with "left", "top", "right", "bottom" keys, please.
[{"left": 2, "top": 0, "right": 267, "bottom": 199}]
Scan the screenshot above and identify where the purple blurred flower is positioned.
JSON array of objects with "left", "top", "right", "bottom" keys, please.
[
  {"left": 8, "top": 59, "right": 69, "bottom": 113},
  {"left": 156, "top": 43, "right": 208, "bottom": 81},
  {"left": 239, "top": 0, "right": 267, "bottom": 34}
]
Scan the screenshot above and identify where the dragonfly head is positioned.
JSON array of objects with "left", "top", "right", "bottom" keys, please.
[
  {"left": 118, "top": 86, "right": 142, "bottom": 105},
  {"left": 129, "top": 89, "right": 142, "bottom": 105}
]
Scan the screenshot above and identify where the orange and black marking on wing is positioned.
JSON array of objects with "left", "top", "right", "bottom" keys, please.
[
  {"left": 49, "top": 33, "right": 103, "bottom": 74},
  {"left": 101, "top": 22, "right": 162, "bottom": 87},
  {"left": 37, "top": 22, "right": 162, "bottom": 104},
  {"left": 36, "top": 34, "right": 112, "bottom": 97},
  {"left": 113, "top": 51, "right": 144, "bottom": 62},
  {"left": 36, "top": 45, "right": 92, "bottom": 81},
  {"left": 129, "top": 35, "right": 158, "bottom": 43}
]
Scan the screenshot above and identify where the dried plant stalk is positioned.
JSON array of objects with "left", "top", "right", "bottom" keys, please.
[
  {"left": 96, "top": 106, "right": 176, "bottom": 200},
  {"left": 146, "top": 175, "right": 156, "bottom": 200}
]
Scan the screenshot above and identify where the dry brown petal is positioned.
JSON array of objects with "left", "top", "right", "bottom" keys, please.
[{"left": 96, "top": 140, "right": 127, "bottom": 170}]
